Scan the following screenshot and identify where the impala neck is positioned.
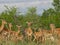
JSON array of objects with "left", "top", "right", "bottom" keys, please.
[
  {"left": 0, "top": 23, "right": 5, "bottom": 31},
  {"left": 9, "top": 27, "right": 12, "bottom": 31},
  {"left": 51, "top": 28, "right": 54, "bottom": 33},
  {"left": 28, "top": 26, "right": 32, "bottom": 30},
  {"left": 17, "top": 28, "right": 20, "bottom": 34}
]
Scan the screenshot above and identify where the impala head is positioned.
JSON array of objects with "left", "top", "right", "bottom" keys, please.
[
  {"left": 38, "top": 28, "right": 42, "bottom": 32},
  {"left": 2, "top": 20, "right": 7, "bottom": 24},
  {"left": 16, "top": 25, "right": 22, "bottom": 28},
  {"left": 50, "top": 24, "right": 55, "bottom": 29},
  {"left": 26, "top": 21, "right": 33, "bottom": 26},
  {"left": 16, "top": 25, "right": 22, "bottom": 33},
  {"left": 9, "top": 23, "right": 12, "bottom": 27}
]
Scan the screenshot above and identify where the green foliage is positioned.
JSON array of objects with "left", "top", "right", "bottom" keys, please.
[
  {"left": 53, "top": 0, "right": 60, "bottom": 12},
  {"left": 0, "top": 0, "right": 60, "bottom": 30}
]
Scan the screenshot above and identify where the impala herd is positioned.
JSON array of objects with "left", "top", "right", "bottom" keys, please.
[{"left": 0, "top": 19, "right": 60, "bottom": 44}]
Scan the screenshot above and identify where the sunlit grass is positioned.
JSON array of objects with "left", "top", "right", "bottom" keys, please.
[
  {"left": 0, "top": 38, "right": 59, "bottom": 45},
  {"left": 0, "top": 34, "right": 59, "bottom": 45}
]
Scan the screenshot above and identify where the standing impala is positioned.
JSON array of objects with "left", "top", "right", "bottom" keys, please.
[
  {"left": 0, "top": 20, "right": 7, "bottom": 32},
  {"left": 33, "top": 28, "right": 44, "bottom": 43},
  {"left": 11, "top": 25, "right": 22, "bottom": 36},
  {"left": 50, "top": 24, "right": 55, "bottom": 34},
  {"left": 16, "top": 25, "right": 22, "bottom": 35},
  {"left": 8, "top": 23, "right": 13, "bottom": 38},
  {"left": 0, "top": 20, "right": 7, "bottom": 39},
  {"left": 9, "top": 24, "right": 23, "bottom": 41},
  {"left": 50, "top": 24, "right": 60, "bottom": 38},
  {"left": 25, "top": 21, "right": 33, "bottom": 41},
  {"left": 16, "top": 25, "right": 23, "bottom": 41}
]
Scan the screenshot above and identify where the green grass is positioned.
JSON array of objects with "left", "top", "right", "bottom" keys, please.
[
  {"left": 0, "top": 35, "right": 59, "bottom": 45},
  {"left": 0, "top": 39, "right": 59, "bottom": 45}
]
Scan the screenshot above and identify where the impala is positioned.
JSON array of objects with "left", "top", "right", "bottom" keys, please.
[
  {"left": 49, "top": 24, "right": 60, "bottom": 39},
  {"left": 43, "top": 30, "right": 55, "bottom": 42},
  {"left": 54, "top": 28, "right": 60, "bottom": 38},
  {"left": 10, "top": 25, "right": 23, "bottom": 41},
  {"left": 0, "top": 19, "right": 7, "bottom": 32},
  {"left": 33, "top": 28, "right": 44, "bottom": 43},
  {"left": 50, "top": 24, "right": 55, "bottom": 34},
  {"left": 25, "top": 21, "right": 33, "bottom": 41},
  {"left": 0, "top": 20, "right": 8, "bottom": 39}
]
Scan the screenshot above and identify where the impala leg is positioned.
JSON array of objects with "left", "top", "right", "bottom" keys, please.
[
  {"left": 29, "top": 36, "right": 32, "bottom": 41},
  {"left": 33, "top": 36, "right": 36, "bottom": 41}
]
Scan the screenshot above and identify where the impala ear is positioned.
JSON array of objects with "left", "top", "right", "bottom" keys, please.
[
  {"left": 19, "top": 25, "right": 22, "bottom": 27},
  {"left": 26, "top": 21, "right": 33, "bottom": 24},
  {"left": 9, "top": 23, "right": 12, "bottom": 25},
  {"left": 16, "top": 25, "right": 22, "bottom": 28}
]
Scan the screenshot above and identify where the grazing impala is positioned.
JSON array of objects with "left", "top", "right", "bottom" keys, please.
[{"left": 25, "top": 21, "right": 33, "bottom": 41}]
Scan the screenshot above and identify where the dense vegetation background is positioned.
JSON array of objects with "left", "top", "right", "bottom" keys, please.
[{"left": 0, "top": 0, "right": 60, "bottom": 30}]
